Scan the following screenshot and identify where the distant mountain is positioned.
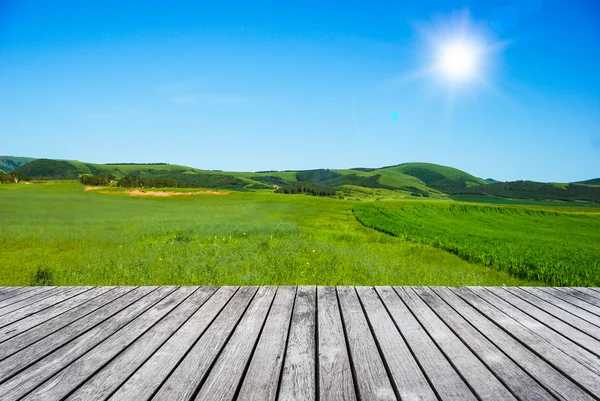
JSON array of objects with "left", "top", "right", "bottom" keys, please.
[
  {"left": 484, "top": 178, "right": 500, "bottom": 183},
  {"left": 0, "top": 156, "right": 36, "bottom": 173}
]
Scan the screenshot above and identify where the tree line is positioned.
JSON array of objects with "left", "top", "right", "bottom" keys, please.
[
  {"left": 275, "top": 182, "right": 336, "bottom": 196},
  {"left": 433, "top": 180, "right": 600, "bottom": 203}
]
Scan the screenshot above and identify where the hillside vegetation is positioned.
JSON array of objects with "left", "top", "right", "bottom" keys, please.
[
  {"left": 10, "top": 157, "right": 600, "bottom": 204},
  {"left": 576, "top": 178, "right": 600, "bottom": 185},
  {"left": 0, "top": 156, "right": 35, "bottom": 173},
  {"left": 354, "top": 202, "right": 600, "bottom": 286}
]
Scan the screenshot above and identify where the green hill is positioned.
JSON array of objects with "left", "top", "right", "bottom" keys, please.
[
  {"left": 444, "top": 180, "right": 600, "bottom": 203},
  {"left": 10, "top": 157, "right": 600, "bottom": 204},
  {"left": 576, "top": 178, "right": 600, "bottom": 185},
  {"left": 377, "top": 162, "right": 488, "bottom": 185},
  {"left": 0, "top": 156, "right": 36, "bottom": 173}
]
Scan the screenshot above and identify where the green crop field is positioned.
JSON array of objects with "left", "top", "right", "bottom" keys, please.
[
  {"left": 0, "top": 182, "right": 539, "bottom": 287},
  {"left": 353, "top": 202, "right": 600, "bottom": 286}
]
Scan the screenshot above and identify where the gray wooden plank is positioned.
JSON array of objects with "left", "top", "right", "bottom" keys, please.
[
  {"left": 449, "top": 287, "right": 599, "bottom": 399},
  {"left": 0, "top": 288, "right": 25, "bottom": 302},
  {"left": 150, "top": 286, "right": 258, "bottom": 401},
  {"left": 317, "top": 286, "right": 357, "bottom": 401},
  {"left": 193, "top": 286, "right": 277, "bottom": 401},
  {"left": 23, "top": 287, "right": 202, "bottom": 401},
  {"left": 438, "top": 287, "right": 594, "bottom": 401},
  {"left": 0, "top": 287, "right": 44, "bottom": 305},
  {"left": 505, "top": 288, "right": 600, "bottom": 341},
  {"left": 413, "top": 287, "right": 556, "bottom": 401},
  {"left": 237, "top": 286, "right": 296, "bottom": 401},
  {"left": 337, "top": 286, "right": 396, "bottom": 401},
  {"left": 520, "top": 287, "right": 600, "bottom": 328},
  {"left": 0, "top": 287, "right": 60, "bottom": 314},
  {"left": 397, "top": 287, "right": 516, "bottom": 400},
  {"left": 92, "top": 286, "right": 237, "bottom": 401},
  {"left": 0, "top": 287, "right": 136, "bottom": 361},
  {"left": 64, "top": 287, "right": 219, "bottom": 401},
  {"left": 0, "top": 287, "right": 114, "bottom": 344},
  {"left": 0, "top": 288, "right": 15, "bottom": 297},
  {"left": 483, "top": 287, "right": 600, "bottom": 363},
  {"left": 0, "top": 287, "right": 174, "bottom": 401},
  {"left": 278, "top": 286, "right": 317, "bottom": 401},
  {"left": 568, "top": 288, "right": 600, "bottom": 309},
  {"left": 546, "top": 288, "right": 600, "bottom": 317},
  {"left": 0, "top": 287, "right": 93, "bottom": 328},
  {"left": 377, "top": 286, "right": 477, "bottom": 400},
  {"left": 356, "top": 286, "right": 436, "bottom": 401},
  {"left": 574, "top": 288, "right": 600, "bottom": 305}
]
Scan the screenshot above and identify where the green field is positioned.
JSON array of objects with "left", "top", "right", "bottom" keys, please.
[
  {"left": 354, "top": 202, "right": 600, "bottom": 286},
  {"left": 450, "top": 195, "right": 600, "bottom": 208},
  {"left": 0, "top": 182, "right": 538, "bottom": 286}
]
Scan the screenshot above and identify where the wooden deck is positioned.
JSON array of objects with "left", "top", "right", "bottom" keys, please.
[{"left": 0, "top": 286, "right": 599, "bottom": 400}]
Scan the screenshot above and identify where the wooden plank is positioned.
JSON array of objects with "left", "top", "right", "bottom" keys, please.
[
  {"left": 448, "top": 287, "right": 599, "bottom": 399},
  {"left": 505, "top": 287, "right": 600, "bottom": 341},
  {"left": 546, "top": 288, "right": 600, "bottom": 317},
  {"left": 337, "top": 286, "right": 396, "bottom": 401},
  {"left": 520, "top": 287, "right": 600, "bottom": 328},
  {"left": 0, "top": 287, "right": 16, "bottom": 297},
  {"left": 483, "top": 287, "right": 600, "bottom": 363},
  {"left": 0, "top": 287, "right": 60, "bottom": 314},
  {"left": 573, "top": 288, "right": 600, "bottom": 306},
  {"left": 150, "top": 286, "right": 258, "bottom": 401},
  {"left": 356, "top": 287, "right": 436, "bottom": 401},
  {"left": 64, "top": 287, "right": 220, "bottom": 401},
  {"left": 438, "top": 287, "right": 595, "bottom": 401},
  {"left": 0, "top": 286, "right": 114, "bottom": 343},
  {"left": 377, "top": 286, "right": 476, "bottom": 400},
  {"left": 193, "top": 286, "right": 277, "bottom": 401},
  {"left": 278, "top": 286, "right": 317, "bottom": 401},
  {"left": 0, "top": 287, "right": 43, "bottom": 305},
  {"left": 0, "top": 287, "right": 174, "bottom": 401},
  {"left": 94, "top": 287, "right": 237, "bottom": 401},
  {"left": 22, "top": 287, "right": 202, "bottom": 401},
  {"left": 397, "top": 287, "right": 516, "bottom": 400},
  {"left": 0, "top": 287, "right": 136, "bottom": 361},
  {"left": 0, "top": 288, "right": 26, "bottom": 302},
  {"left": 317, "top": 286, "right": 357, "bottom": 401},
  {"left": 237, "top": 286, "right": 296, "bottom": 401},
  {"left": 567, "top": 288, "right": 600, "bottom": 309},
  {"left": 414, "top": 287, "right": 555, "bottom": 401},
  {"left": 0, "top": 287, "right": 92, "bottom": 329}
]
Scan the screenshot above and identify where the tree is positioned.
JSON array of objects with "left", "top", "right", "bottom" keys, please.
[{"left": 11, "top": 172, "right": 21, "bottom": 183}]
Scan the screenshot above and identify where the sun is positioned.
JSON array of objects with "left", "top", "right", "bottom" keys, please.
[{"left": 437, "top": 40, "right": 480, "bottom": 82}]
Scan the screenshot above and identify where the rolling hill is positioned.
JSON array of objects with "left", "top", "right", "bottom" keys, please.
[
  {"left": 0, "top": 156, "right": 36, "bottom": 173},
  {"left": 8, "top": 157, "right": 600, "bottom": 203},
  {"left": 576, "top": 178, "right": 600, "bottom": 186}
]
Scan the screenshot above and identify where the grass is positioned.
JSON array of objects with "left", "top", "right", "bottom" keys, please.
[
  {"left": 353, "top": 202, "right": 600, "bottom": 286},
  {"left": 451, "top": 195, "right": 600, "bottom": 208},
  {"left": 0, "top": 182, "right": 535, "bottom": 286}
]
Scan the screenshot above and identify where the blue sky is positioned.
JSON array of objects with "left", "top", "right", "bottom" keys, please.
[{"left": 1, "top": 0, "right": 599, "bottom": 182}]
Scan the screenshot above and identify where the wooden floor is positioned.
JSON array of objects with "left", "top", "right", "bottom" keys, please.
[{"left": 0, "top": 287, "right": 599, "bottom": 400}]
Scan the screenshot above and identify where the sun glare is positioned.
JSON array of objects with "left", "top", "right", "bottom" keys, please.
[{"left": 438, "top": 40, "right": 479, "bottom": 82}]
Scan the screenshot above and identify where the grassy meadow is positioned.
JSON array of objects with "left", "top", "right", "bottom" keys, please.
[
  {"left": 0, "top": 182, "right": 540, "bottom": 286},
  {"left": 354, "top": 202, "right": 600, "bottom": 286}
]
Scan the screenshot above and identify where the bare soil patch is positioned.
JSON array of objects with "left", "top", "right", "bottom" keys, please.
[{"left": 126, "top": 189, "right": 229, "bottom": 196}]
